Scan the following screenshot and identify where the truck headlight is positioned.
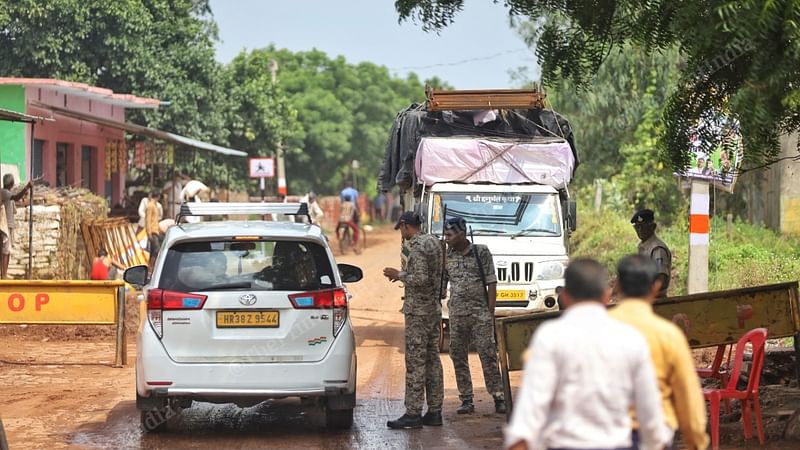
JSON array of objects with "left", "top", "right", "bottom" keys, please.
[{"left": 535, "top": 260, "right": 568, "bottom": 280}]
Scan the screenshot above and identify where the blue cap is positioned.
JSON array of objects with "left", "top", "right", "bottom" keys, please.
[
  {"left": 631, "top": 209, "right": 655, "bottom": 224},
  {"left": 395, "top": 211, "right": 422, "bottom": 229}
]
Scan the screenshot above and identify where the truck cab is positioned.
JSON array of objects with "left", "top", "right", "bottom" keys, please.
[{"left": 423, "top": 182, "right": 573, "bottom": 317}]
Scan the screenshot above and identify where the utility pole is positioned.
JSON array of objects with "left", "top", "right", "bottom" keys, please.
[
  {"left": 688, "top": 179, "right": 710, "bottom": 294},
  {"left": 270, "top": 59, "right": 287, "bottom": 197}
]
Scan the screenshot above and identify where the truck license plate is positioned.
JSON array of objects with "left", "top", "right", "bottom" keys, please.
[
  {"left": 497, "top": 290, "right": 526, "bottom": 301},
  {"left": 216, "top": 310, "right": 279, "bottom": 328}
]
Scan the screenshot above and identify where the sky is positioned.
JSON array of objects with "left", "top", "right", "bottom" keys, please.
[{"left": 208, "top": 0, "right": 539, "bottom": 89}]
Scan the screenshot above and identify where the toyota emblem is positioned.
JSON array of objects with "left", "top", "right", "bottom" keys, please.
[{"left": 239, "top": 293, "right": 257, "bottom": 306}]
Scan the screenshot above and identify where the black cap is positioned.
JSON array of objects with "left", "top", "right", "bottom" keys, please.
[
  {"left": 630, "top": 209, "right": 655, "bottom": 224},
  {"left": 444, "top": 217, "right": 467, "bottom": 233},
  {"left": 395, "top": 211, "right": 422, "bottom": 229}
]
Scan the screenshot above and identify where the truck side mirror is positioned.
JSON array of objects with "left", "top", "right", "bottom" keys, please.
[{"left": 567, "top": 200, "right": 577, "bottom": 232}]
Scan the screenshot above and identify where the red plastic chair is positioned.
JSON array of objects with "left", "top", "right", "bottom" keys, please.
[
  {"left": 703, "top": 328, "right": 768, "bottom": 450},
  {"left": 697, "top": 344, "right": 732, "bottom": 412}
]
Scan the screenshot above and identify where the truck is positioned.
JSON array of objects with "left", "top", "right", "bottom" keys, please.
[{"left": 378, "top": 88, "right": 578, "bottom": 351}]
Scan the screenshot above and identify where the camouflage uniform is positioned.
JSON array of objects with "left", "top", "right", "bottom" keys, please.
[
  {"left": 398, "top": 232, "right": 444, "bottom": 415},
  {"left": 639, "top": 234, "right": 672, "bottom": 298},
  {"left": 444, "top": 243, "right": 504, "bottom": 402}
]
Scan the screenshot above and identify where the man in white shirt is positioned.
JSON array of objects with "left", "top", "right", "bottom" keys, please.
[{"left": 505, "top": 258, "right": 669, "bottom": 450}]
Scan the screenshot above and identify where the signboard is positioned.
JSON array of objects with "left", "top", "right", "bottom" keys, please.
[
  {"left": 249, "top": 158, "right": 275, "bottom": 178},
  {"left": 674, "top": 120, "right": 744, "bottom": 193},
  {"left": 0, "top": 280, "right": 121, "bottom": 324}
]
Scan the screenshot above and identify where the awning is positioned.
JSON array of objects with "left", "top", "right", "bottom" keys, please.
[
  {"left": 33, "top": 103, "right": 247, "bottom": 157},
  {"left": 0, "top": 107, "right": 52, "bottom": 123}
]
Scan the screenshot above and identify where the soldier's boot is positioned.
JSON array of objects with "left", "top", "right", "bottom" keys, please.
[
  {"left": 387, "top": 413, "right": 423, "bottom": 429},
  {"left": 494, "top": 398, "right": 507, "bottom": 414},
  {"left": 422, "top": 410, "right": 443, "bottom": 426},
  {"left": 456, "top": 400, "right": 474, "bottom": 414}
]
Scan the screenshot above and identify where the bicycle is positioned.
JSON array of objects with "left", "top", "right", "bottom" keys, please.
[{"left": 337, "top": 223, "right": 361, "bottom": 255}]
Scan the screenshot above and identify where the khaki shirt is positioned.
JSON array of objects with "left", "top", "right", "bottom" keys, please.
[
  {"left": 444, "top": 243, "right": 496, "bottom": 315},
  {"left": 639, "top": 234, "right": 671, "bottom": 297},
  {"left": 145, "top": 200, "right": 162, "bottom": 235},
  {"left": 398, "top": 233, "right": 443, "bottom": 315},
  {"left": 609, "top": 299, "right": 709, "bottom": 450}
]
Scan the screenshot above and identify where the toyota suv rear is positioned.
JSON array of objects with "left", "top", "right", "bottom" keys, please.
[{"left": 124, "top": 203, "right": 362, "bottom": 431}]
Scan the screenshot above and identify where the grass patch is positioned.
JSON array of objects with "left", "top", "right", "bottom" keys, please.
[{"left": 572, "top": 209, "right": 800, "bottom": 296}]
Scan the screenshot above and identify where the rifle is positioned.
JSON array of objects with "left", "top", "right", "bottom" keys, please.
[
  {"left": 437, "top": 204, "right": 448, "bottom": 303},
  {"left": 470, "top": 226, "right": 498, "bottom": 340}
]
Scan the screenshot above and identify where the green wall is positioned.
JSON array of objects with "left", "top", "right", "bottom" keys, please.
[{"left": 0, "top": 85, "right": 27, "bottom": 182}]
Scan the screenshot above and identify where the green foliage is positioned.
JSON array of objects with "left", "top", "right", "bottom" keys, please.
[
  {"left": 572, "top": 207, "right": 800, "bottom": 296},
  {"left": 396, "top": 0, "right": 800, "bottom": 171},
  {"left": 231, "top": 47, "right": 430, "bottom": 196}
]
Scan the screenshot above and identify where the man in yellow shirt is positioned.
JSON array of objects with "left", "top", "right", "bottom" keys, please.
[{"left": 609, "top": 254, "right": 709, "bottom": 450}]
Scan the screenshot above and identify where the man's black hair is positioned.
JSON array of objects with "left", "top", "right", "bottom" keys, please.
[
  {"left": 149, "top": 191, "right": 160, "bottom": 199},
  {"left": 564, "top": 258, "right": 609, "bottom": 302},
  {"left": 97, "top": 248, "right": 108, "bottom": 257},
  {"left": 616, "top": 254, "right": 658, "bottom": 298}
]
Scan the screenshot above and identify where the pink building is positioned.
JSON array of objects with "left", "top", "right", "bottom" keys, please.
[{"left": 0, "top": 78, "right": 160, "bottom": 206}]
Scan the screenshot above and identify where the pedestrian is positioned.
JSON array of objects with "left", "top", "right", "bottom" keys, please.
[
  {"left": 631, "top": 209, "right": 672, "bottom": 298},
  {"left": 145, "top": 191, "right": 163, "bottom": 271},
  {"left": 505, "top": 258, "right": 668, "bottom": 450},
  {"left": 301, "top": 191, "right": 325, "bottom": 226},
  {"left": 337, "top": 195, "right": 360, "bottom": 252},
  {"left": 383, "top": 211, "right": 444, "bottom": 429},
  {"left": 609, "top": 254, "right": 709, "bottom": 450},
  {"left": 137, "top": 193, "right": 163, "bottom": 233},
  {"left": 0, "top": 174, "right": 31, "bottom": 279},
  {"left": 442, "top": 217, "right": 506, "bottom": 414},
  {"left": 90, "top": 248, "right": 126, "bottom": 280},
  {"left": 373, "top": 193, "right": 386, "bottom": 222}
]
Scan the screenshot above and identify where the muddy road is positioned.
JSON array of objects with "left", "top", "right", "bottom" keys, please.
[{"left": 0, "top": 226, "right": 509, "bottom": 449}]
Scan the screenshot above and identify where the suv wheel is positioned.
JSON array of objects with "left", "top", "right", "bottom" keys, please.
[{"left": 325, "top": 406, "right": 354, "bottom": 430}]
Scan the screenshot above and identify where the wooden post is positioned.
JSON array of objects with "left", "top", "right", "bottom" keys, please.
[
  {"left": 688, "top": 180, "right": 710, "bottom": 294},
  {"left": 114, "top": 284, "right": 127, "bottom": 367},
  {"left": 594, "top": 179, "right": 603, "bottom": 213},
  {"left": 496, "top": 319, "right": 514, "bottom": 421}
]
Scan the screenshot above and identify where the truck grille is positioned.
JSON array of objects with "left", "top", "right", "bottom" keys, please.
[{"left": 496, "top": 262, "right": 534, "bottom": 283}]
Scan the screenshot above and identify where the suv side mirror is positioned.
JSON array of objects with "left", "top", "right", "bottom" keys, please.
[
  {"left": 123, "top": 265, "right": 149, "bottom": 287},
  {"left": 567, "top": 200, "right": 577, "bottom": 232},
  {"left": 337, "top": 263, "right": 363, "bottom": 283}
]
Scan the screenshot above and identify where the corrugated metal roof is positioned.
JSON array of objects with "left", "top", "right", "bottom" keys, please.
[
  {"left": 35, "top": 103, "right": 247, "bottom": 157},
  {"left": 0, "top": 107, "right": 49, "bottom": 123}
]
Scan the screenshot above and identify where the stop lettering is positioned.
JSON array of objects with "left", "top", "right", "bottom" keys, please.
[{"left": 6, "top": 293, "right": 50, "bottom": 312}]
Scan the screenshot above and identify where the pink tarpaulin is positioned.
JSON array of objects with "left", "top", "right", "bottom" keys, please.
[{"left": 414, "top": 137, "right": 575, "bottom": 189}]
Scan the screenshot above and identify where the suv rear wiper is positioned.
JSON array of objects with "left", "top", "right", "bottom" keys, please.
[
  {"left": 511, "top": 227, "right": 558, "bottom": 239},
  {"left": 200, "top": 281, "right": 252, "bottom": 291}
]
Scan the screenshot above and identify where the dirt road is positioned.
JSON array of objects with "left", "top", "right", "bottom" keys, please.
[{"left": 0, "top": 226, "right": 508, "bottom": 449}]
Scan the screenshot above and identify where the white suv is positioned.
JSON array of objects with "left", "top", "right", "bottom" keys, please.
[{"left": 124, "top": 203, "right": 362, "bottom": 431}]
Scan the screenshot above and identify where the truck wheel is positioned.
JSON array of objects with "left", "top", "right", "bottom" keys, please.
[
  {"left": 325, "top": 407, "right": 354, "bottom": 429},
  {"left": 438, "top": 319, "right": 450, "bottom": 353}
]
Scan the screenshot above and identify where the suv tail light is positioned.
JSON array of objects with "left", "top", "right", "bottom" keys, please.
[
  {"left": 288, "top": 288, "right": 348, "bottom": 337},
  {"left": 146, "top": 289, "right": 208, "bottom": 339}
]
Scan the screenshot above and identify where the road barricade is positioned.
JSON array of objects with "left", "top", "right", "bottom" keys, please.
[
  {"left": 496, "top": 281, "right": 800, "bottom": 418},
  {"left": 0, "top": 280, "right": 127, "bottom": 367}
]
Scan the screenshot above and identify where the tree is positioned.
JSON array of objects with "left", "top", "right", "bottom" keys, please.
[
  {"left": 395, "top": 0, "right": 800, "bottom": 171},
  {"left": 229, "top": 47, "right": 443, "bottom": 196},
  {"left": 0, "top": 0, "right": 230, "bottom": 147}
]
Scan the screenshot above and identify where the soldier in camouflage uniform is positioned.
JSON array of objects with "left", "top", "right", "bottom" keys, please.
[
  {"left": 383, "top": 211, "right": 445, "bottom": 429},
  {"left": 443, "top": 217, "right": 506, "bottom": 414}
]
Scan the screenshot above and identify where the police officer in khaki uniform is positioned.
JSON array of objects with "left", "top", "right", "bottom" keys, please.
[
  {"left": 631, "top": 209, "right": 672, "bottom": 298},
  {"left": 383, "top": 212, "right": 445, "bottom": 429},
  {"left": 443, "top": 217, "right": 506, "bottom": 415}
]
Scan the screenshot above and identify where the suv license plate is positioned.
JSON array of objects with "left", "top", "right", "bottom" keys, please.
[
  {"left": 216, "top": 311, "right": 280, "bottom": 328},
  {"left": 497, "top": 290, "right": 526, "bottom": 301}
]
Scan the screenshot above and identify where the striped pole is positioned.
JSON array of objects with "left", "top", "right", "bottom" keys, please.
[{"left": 688, "top": 180, "right": 710, "bottom": 293}]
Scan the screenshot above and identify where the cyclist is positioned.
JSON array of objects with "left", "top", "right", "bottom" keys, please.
[{"left": 337, "top": 194, "right": 360, "bottom": 251}]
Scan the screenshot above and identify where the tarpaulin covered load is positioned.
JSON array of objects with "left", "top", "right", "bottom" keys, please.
[
  {"left": 378, "top": 106, "right": 578, "bottom": 192},
  {"left": 415, "top": 137, "right": 575, "bottom": 189}
]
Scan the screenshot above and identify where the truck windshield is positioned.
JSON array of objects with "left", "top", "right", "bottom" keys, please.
[{"left": 430, "top": 192, "right": 561, "bottom": 236}]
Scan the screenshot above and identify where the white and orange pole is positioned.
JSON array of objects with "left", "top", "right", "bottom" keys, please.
[{"left": 688, "top": 180, "right": 710, "bottom": 293}]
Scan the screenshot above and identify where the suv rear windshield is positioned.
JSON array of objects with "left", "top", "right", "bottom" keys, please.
[{"left": 159, "top": 240, "right": 335, "bottom": 292}]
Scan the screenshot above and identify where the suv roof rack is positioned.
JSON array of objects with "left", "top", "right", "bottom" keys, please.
[{"left": 177, "top": 202, "right": 310, "bottom": 222}]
